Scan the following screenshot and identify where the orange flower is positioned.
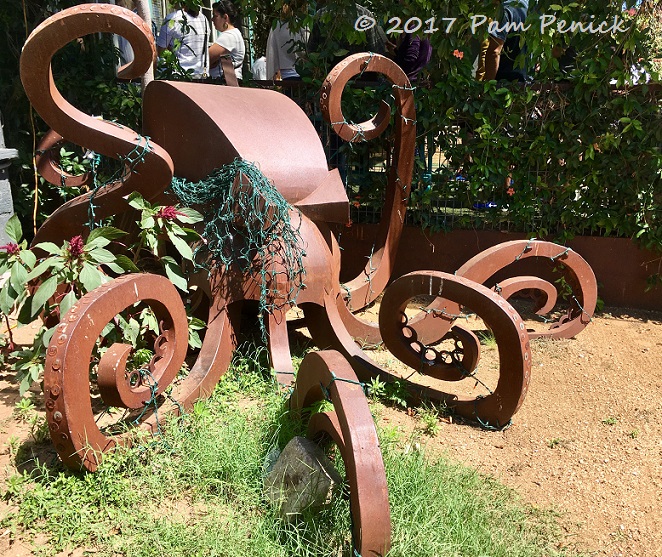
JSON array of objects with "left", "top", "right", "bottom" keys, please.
[
  {"left": 506, "top": 187, "right": 515, "bottom": 196},
  {"left": 352, "top": 201, "right": 361, "bottom": 208},
  {"left": 453, "top": 49, "right": 464, "bottom": 60}
]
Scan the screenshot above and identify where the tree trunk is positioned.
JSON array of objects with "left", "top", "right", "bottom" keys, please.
[{"left": 135, "top": 0, "right": 154, "bottom": 91}]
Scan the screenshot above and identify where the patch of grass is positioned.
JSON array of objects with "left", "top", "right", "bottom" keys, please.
[
  {"left": 2, "top": 354, "right": 580, "bottom": 557},
  {"left": 477, "top": 329, "right": 497, "bottom": 348},
  {"left": 13, "top": 396, "right": 35, "bottom": 422},
  {"left": 366, "top": 376, "right": 410, "bottom": 408},
  {"left": 416, "top": 404, "right": 443, "bottom": 437},
  {"left": 601, "top": 416, "right": 618, "bottom": 426},
  {"left": 629, "top": 429, "right": 639, "bottom": 439},
  {"left": 547, "top": 437, "right": 564, "bottom": 449}
]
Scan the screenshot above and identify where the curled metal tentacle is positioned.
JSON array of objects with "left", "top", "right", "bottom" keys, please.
[
  {"left": 457, "top": 240, "right": 597, "bottom": 339},
  {"left": 495, "top": 275, "right": 557, "bottom": 316},
  {"left": 302, "top": 272, "right": 530, "bottom": 427},
  {"left": 321, "top": 53, "right": 416, "bottom": 314},
  {"left": 379, "top": 272, "right": 532, "bottom": 426},
  {"left": 44, "top": 274, "right": 187, "bottom": 470},
  {"left": 43, "top": 273, "right": 239, "bottom": 471},
  {"left": 20, "top": 3, "right": 174, "bottom": 247},
  {"left": 36, "top": 129, "right": 93, "bottom": 188},
  {"left": 290, "top": 350, "right": 391, "bottom": 557},
  {"left": 407, "top": 241, "right": 596, "bottom": 343}
]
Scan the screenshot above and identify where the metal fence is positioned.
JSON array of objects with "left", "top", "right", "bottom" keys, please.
[{"left": 247, "top": 79, "right": 578, "bottom": 236}]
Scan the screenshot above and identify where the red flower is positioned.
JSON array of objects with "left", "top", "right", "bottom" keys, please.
[
  {"left": 0, "top": 243, "right": 20, "bottom": 256},
  {"left": 67, "top": 235, "right": 85, "bottom": 258},
  {"left": 506, "top": 187, "right": 515, "bottom": 197},
  {"left": 453, "top": 49, "right": 464, "bottom": 60},
  {"left": 156, "top": 206, "right": 185, "bottom": 221},
  {"left": 352, "top": 201, "right": 361, "bottom": 208},
  {"left": 344, "top": 219, "right": 353, "bottom": 228}
]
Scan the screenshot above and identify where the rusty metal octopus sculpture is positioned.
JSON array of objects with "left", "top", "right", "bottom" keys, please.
[{"left": 21, "top": 5, "right": 597, "bottom": 556}]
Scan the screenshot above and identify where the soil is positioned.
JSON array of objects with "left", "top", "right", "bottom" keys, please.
[{"left": 0, "top": 308, "right": 660, "bottom": 557}]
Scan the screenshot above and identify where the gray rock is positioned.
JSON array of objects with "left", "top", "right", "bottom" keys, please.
[{"left": 263, "top": 436, "right": 343, "bottom": 521}]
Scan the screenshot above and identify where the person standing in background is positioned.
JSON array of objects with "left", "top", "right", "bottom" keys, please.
[
  {"left": 266, "top": 2, "right": 309, "bottom": 81},
  {"left": 251, "top": 55, "right": 267, "bottom": 80},
  {"left": 209, "top": 0, "right": 245, "bottom": 81},
  {"left": 476, "top": 0, "right": 530, "bottom": 81},
  {"left": 393, "top": 33, "right": 432, "bottom": 82},
  {"left": 156, "top": 0, "right": 210, "bottom": 78}
]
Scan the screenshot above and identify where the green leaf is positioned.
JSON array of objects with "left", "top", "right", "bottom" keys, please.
[
  {"left": 122, "top": 317, "right": 140, "bottom": 345},
  {"left": 59, "top": 290, "right": 78, "bottom": 316},
  {"left": 176, "top": 207, "right": 203, "bottom": 224},
  {"left": 167, "top": 232, "right": 194, "bottom": 261},
  {"left": 141, "top": 215, "right": 155, "bottom": 229},
  {"left": 79, "top": 263, "right": 103, "bottom": 292},
  {"left": 10, "top": 262, "right": 28, "bottom": 293},
  {"left": 140, "top": 308, "right": 159, "bottom": 335},
  {"left": 18, "top": 249, "right": 36, "bottom": 269},
  {"left": 0, "top": 283, "right": 17, "bottom": 314},
  {"left": 189, "top": 330, "right": 202, "bottom": 349},
  {"left": 34, "top": 242, "right": 62, "bottom": 255},
  {"left": 5, "top": 215, "right": 22, "bottom": 243},
  {"left": 188, "top": 317, "right": 206, "bottom": 330},
  {"left": 17, "top": 296, "right": 36, "bottom": 324},
  {"left": 87, "top": 247, "right": 116, "bottom": 264},
  {"left": 86, "top": 226, "right": 126, "bottom": 249},
  {"left": 88, "top": 226, "right": 127, "bottom": 243},
  {"left": 113, "top": 255, "right": 140, "bottom": 273},
  {"left": 31, "top": 275, "right": 59, "bottom": 315},
  {"left": 127, "top": 191, "right": 148, "bottom": 210},
  {"left": 161, "top": 256, "right": 188, "bottom": 292},
  {"left": 42, "top": 325, "right": 57, "bottom": 347},
  {"left": 26, "top": 258, "right": 57, "bottom": 281}
]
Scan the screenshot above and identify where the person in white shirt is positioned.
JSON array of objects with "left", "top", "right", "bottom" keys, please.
[
  {"left": 156, "top": 1, "right": 210, "bottom": 78},
  {"left": 209, "top": 0, "right": 245, "bottom": 81},
  {"left": 266, "top": 2, "right": 309, "bottom": 81},
  {"left": 251, "top": 56, "right": 267, "bottom": 80}
]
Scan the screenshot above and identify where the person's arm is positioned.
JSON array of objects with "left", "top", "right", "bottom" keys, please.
[
  {"left": 156, "top": 15, "right": 176, "bottom": 56},
  {"left": 266, "top": 27, "right": 278, "bottom": 79},
  {"left": 401, "top": 37, "right": 421, "bottom": 67},
  {"left": 209, "top": 42, "right": 230, "bottom": 68}
]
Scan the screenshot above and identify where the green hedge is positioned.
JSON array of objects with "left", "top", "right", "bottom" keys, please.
[
  {"left": 275, "top": 0, "right": 661, "bottom": 252},
  {"left": 1, "top": 0, "right": 660, "bottom": 255}
]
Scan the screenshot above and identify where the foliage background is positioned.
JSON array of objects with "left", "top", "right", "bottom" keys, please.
[{"left": 0, "top": 0, "right": 660, "bottom": 257}]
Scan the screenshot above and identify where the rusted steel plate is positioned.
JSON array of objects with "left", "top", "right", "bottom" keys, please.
[
  {"left": 143, "top": 81, "right": 349, "bottom": 220},
  {"left": 290, "top": 350, "right": 391, "bottom": 557},
  {"left": 43, "top": 273, "right": 240, "bottom": 471},
  {"left": 321, "top": 54, "right": 416, "bottom": 315},
  {"left": 35, "top": 129, "right": 92, "bottom": 188},
  {"left": 20, "top": 4, "right": 174, "bottom": 248}
]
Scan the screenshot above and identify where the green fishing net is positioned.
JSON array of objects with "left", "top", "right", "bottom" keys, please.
[{"left": 170, "top": 158, "right": 307, "bottom": 333}]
